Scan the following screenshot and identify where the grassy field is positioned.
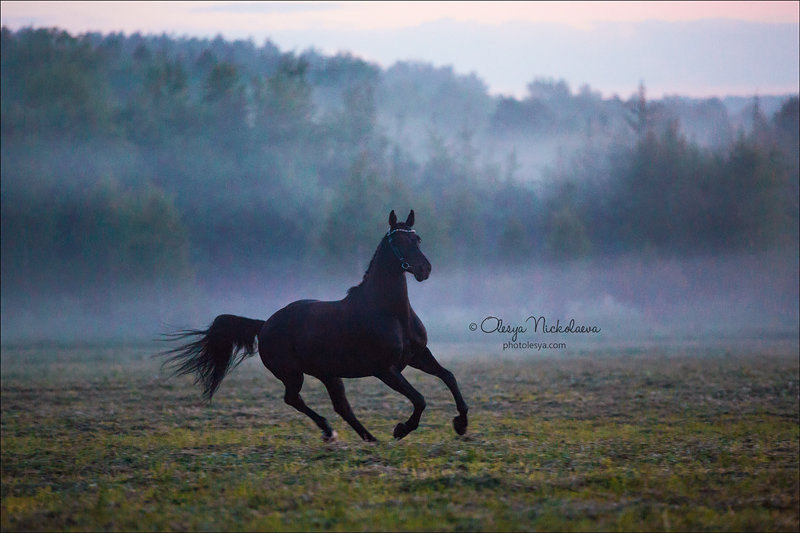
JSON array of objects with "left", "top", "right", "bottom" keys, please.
[{"left": 1, "top": 341, "right": 798, "bottom": 531}]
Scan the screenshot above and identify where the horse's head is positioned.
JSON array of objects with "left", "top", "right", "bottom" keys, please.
[{"left": 387, "top": 210, "right": 431, "bottom": 282}]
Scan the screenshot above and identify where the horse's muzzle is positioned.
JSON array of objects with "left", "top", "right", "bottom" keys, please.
[{"left": 412, "top": 263, "right": 431, "bottom": 282}]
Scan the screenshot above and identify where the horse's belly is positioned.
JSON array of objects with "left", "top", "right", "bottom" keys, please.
[{"left": 299, "top": 336, "right": 394, "bottom": 378}]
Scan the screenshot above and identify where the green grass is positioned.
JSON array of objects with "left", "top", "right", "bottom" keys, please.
[{"left": 1, "top": 343, "right": 798, "bottom": 531}]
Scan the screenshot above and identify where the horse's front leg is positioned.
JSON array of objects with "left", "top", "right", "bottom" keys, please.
[
  {"left": 376, "top": 366, "right": 426, "bottom": 439},
  {"left": 322, "top": 376, "right": 377, "bottom": 442},
  {"left": 409, "top": 347, "right": 468, "bottom": 435}
]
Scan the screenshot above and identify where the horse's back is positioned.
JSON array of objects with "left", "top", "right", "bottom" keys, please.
[
  {"left": 259, "top": 298, "right": 326, "bottom": 342},
  {"left": 258, "top": 298, "right": 347, "bottom": 368}
]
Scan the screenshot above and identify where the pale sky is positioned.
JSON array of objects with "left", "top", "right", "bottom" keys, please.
[{"left": 2, "top": 1, "right": 798, "bottom": 98}]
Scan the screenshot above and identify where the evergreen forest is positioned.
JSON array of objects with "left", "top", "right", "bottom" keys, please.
[{"left": 2, "top": 27, "right": 798, "bottom": 340}]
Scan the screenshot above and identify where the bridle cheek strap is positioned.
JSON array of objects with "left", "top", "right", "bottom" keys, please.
[{"left": 386, "top": 228, "right": 416, "bottom": 271}]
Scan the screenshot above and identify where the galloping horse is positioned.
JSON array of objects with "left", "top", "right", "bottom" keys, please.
[{"left": 161, "top": 210, "right": 468, "bottom": 441}]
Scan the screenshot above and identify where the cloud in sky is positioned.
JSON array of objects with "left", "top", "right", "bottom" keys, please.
[{"left": 2, "top": 1, "right": 798, "bottom": 98}]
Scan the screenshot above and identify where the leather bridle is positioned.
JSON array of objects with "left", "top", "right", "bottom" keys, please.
[{"left": 386, "top": 228, "right": 417, "bottom": 272}]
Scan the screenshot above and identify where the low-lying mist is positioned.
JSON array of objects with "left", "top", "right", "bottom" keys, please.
[{"left": 2, "top": 247, "right": 796, "bottom": 353}]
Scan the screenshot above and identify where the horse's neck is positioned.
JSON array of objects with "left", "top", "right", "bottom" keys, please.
[{"left": 360, "top": 243, "right": 410, "bottom": 318}]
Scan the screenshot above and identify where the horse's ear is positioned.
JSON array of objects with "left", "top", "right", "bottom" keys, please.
[
  {"left": 389, "top": 210, "right": 397, "bottom": 228},
  {"left": 406, "top": 210, "right": 415, "bottom": 227}
]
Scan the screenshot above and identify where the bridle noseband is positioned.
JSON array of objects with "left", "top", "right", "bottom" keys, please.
[{"left": 386, "top": 228, "right": 416, "bottom": 271}]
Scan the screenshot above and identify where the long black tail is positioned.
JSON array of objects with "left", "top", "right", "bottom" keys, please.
[{"left": 159, "top": 314, "right": 265, "bottom": 401}]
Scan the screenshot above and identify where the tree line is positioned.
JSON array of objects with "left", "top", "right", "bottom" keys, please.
[{"left": 1, "top": 27, "right": 797, "bottom": 310}]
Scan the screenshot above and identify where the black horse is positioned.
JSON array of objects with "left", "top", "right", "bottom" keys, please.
[{"left": 161, "top": 210, "right": 468, "bottom": 442}]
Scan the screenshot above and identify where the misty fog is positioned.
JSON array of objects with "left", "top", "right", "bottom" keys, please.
[
  {"left": 3, "top": 247, "right": 797, "bottom": 352},
  {"left": 1, "top": 28, "right": 798, "bottom": 353}
]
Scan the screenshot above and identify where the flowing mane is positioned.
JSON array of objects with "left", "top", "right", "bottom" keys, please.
[{"left": 346, "top": 236, "right": 387, "bottom": 297}]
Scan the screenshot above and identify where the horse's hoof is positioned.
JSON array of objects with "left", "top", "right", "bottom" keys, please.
[
  {"left": 393, "top": 422, "right": 408, "bottom": 439},
  {"left": 362, "top": 433, "right": 378, "bottom": 443},
  {"left": 322, "top": 430, "right": 338, "bottom": 442},
  {"left": 453, "top": 415, "right": 468, "bottom": 435}
]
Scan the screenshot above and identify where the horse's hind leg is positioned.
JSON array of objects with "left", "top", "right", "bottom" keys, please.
[
  {"left": 281, "top": 372, "right": 336, "bottom": 441},
  {"left": 409, "top": 347, "right": 468, "bottom": 435},
  {"left": 376, "top": 367, "right": 426, "bottom": 440},
  {"left": 322, "top": 377, "right": 376, "bottom": 442}
]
